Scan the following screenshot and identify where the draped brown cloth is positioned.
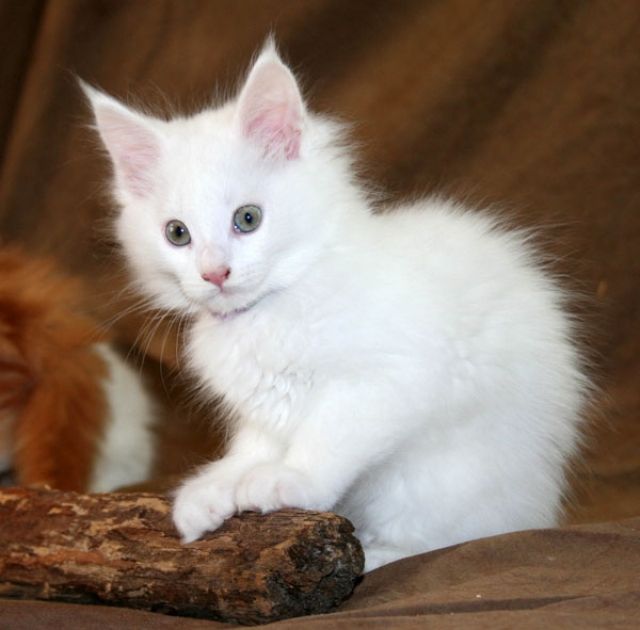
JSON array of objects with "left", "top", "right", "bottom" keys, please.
[{"left": 1, "top": 0, "right": 639, "bottom": 626}]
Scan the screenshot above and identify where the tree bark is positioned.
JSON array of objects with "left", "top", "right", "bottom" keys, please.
[{"left": 0, "top": 487, "right": 364, "bottom": 625}]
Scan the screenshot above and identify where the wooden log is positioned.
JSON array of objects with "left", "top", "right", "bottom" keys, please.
[{"left": 0, "top": 487, "right": 364, "bottom": 624}]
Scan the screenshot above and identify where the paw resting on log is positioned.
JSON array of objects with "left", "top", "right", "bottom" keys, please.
[{"left": 0, "top": 487, "right": 364, "bottom": 624}]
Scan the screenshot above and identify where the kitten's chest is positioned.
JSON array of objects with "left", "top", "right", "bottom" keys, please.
[{"left": 188, "top": 312, "right": 312, "bottom": 430}]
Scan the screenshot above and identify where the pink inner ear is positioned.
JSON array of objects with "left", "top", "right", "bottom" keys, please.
[
  {"left": 98, "top": 107, "right": 159, "bottom": 198},
  {"left": 246, "top": 105, "right": 301, "bottom": 160},
  {"left": 118, "top": 133, "right": 159, "bottom": 197},
  {"left": 238, "top": 58, "right": 304, "bottom": 161}
]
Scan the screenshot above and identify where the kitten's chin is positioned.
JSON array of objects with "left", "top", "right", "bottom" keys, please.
[{"left": 204, "top": 292, "right": 268, "bottom": 321}]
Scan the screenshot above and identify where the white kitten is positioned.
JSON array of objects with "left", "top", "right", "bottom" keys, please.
[{"left": 86, "top": 41, "right": 588, "bottom": 572}]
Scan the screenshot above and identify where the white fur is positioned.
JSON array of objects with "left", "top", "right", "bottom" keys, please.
[
  {"left": 89, "top": 344, "right": 155, "bottom": 492},
  {"left": 87, "top": 43, "right": 588, "bottom": 571}
]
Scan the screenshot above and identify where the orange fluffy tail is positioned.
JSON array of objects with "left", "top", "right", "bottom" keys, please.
[
  {"left": 0, "top": 248, "right": 109, "bottom": 491},
  {"left": 11, "top": 346, "right": 108, "bottom": 491}
]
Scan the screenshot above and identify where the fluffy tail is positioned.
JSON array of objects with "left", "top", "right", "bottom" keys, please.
[
  {"left": 11, "top": 344, "right": 109, "bottom": 491},
  {"left": 0, "top": 247, "right": 110, "bottom": 491}
]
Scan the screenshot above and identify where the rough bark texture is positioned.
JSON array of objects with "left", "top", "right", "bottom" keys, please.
[{"left": 0, "top": 487, "right": 364, "bottom": 625}]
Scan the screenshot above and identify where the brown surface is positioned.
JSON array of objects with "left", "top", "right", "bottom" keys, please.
[
  {"left": 0, "top": 487, "right": 363, "bottom": 624},
  {"left": 0, "top": 0, "right": 638, "bottom": 626}
]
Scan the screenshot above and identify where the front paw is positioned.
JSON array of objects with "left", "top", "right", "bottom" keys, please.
[
  {"left": 172, "top": 475, "right": 236, "bottom": 543},
  {"left": 235, "top": 463, "right": 323, "bottom": 514}
]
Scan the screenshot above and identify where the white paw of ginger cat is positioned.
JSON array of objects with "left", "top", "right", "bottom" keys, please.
[{"left": 85, "top": 40, "right": 589, "bottom": 572}]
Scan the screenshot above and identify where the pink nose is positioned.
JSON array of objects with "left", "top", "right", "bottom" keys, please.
[{"left": 201, "top": 266, "right": 231, "bottom": 288}]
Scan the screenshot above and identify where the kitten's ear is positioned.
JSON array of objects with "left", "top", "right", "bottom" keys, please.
[
  {"left": 235, "top": 41, "right": 304, "bottom": 160},
  {"left": 81, "top": 81, "right": 161, "bottom": 198}
]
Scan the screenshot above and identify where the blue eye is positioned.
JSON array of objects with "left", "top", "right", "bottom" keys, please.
[
  {"left": 233, "top": 205, "right": 262, "bottom": 233},
  {"left": 165, "top": 220, "right": 191, "bottom": 246}
]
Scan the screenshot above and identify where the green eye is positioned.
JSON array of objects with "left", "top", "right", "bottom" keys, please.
[
  {"left": 165, "top": 220, "right": 191, "bottom": 246},
  {"left": 233, "top": 204, "right": 263, "bottom": 233}
]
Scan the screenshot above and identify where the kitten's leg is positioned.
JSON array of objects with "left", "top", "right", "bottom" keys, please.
[
  {"left": 234, "top": 381, "right": 420, "bottom": 516},
  {"left": 173, "top": 423, "right": 282, "bottom": 542}
]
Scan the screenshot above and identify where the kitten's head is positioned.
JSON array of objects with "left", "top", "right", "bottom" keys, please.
[{"left": 85, "top": 41, "right": 357, "bottom": 317}]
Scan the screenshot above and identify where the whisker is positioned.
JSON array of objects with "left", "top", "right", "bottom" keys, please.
[
  {"left": 127, "top": 309, "right": 169, "bottom": 375},
  {"left": 175, "top": 312, "right": 192, "bottom": 370},
  {"left": 99, "top": 297, "right": 156, "bottom": 332},
  {"left": 157, "top": 310, "right": 184, "bottom": 393}
]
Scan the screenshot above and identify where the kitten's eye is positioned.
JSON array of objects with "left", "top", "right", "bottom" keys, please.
[
  {"left": 165, "top": 220, "right": 191, "bottom": 246},
  {"left": 233, "top": 204, "right": 263, "bottom": 233}
]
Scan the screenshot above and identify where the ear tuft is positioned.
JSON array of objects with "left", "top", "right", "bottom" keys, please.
[
  {"left": 259, "top": 34, "right": 278, "bottom": 58},
  {"left": 81, "top": 81, "right": 161, "bottom": 198},
  {"left": 235, "top": 43, "right": 304, "bottom": 160}
]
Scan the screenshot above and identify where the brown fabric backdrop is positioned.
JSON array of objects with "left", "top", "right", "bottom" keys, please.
[{"left": 0, "top": 0, "right": 639, "bottom": 625}]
